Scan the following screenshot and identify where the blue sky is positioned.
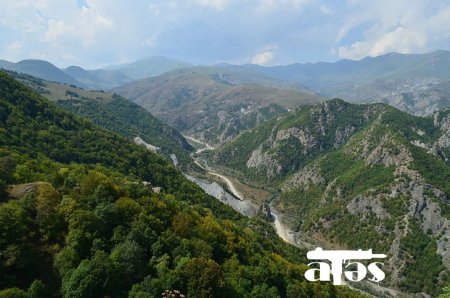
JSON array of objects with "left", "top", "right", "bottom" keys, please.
[{"left": 1, "top": 0, "right": 450, "bottom": 68}]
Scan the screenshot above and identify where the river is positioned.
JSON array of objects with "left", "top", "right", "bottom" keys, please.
[{"left": 185, "top": 135, "right": 296, "bottom": 246}]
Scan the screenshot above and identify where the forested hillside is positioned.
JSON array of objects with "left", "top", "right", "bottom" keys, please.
[
  {"left": 212, "top": 99, "right": 450, "bottom": 296},
  {"left": 0, "top": 71, "right": 363, "bottom": 297},
  {"left": 9, "top": 71, "right": 194, "bottom": 168}
]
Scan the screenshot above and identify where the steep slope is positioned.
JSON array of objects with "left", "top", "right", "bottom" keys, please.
[
  {"left": 10, "top": 71, "right": 194, "bottom": 167},
  {"left": 0, "top": 71, "right": 363, "bottom": 297},
  {"left": 113, "top": 67, "right": 323, "bottom": 145},
  {"left": 241, "top": 50, "right": 450, "bottom": 115},
  {"left": 0, "top": 59, "right": 83, "bottom": 87},
  {"left": 212, "top": 99, "right": 450, "bottom": 296}
]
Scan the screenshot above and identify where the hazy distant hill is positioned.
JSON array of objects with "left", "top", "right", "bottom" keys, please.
[
  {"left": 64, "top": 56, "right": 190, "bottom": 89},
  {"left": 113, "top": 66, "right": 324, "bottom": 145},
  {"left": 63, "top": 66, "right": 133, "bottom": 90},
  {"left": 1, "top": 56, "right": 191, "bottom": 90},
  {"left": 5, "top": 51, "right": 450, "bottom": 114},
  {"left": 111, "top": 56, "right": 192, "bottom": 80},
  {"left": 242, "top": 50, "right": 450, "bottom": 115},
  {"left": 0, "top": 59, "right": 83, "bottom": 87},
  {"left": 63, "top": 65, "right": 108, "bottom": 89}
]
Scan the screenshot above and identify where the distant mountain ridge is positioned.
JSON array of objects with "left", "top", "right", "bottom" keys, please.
[
  {"left": 235, "top": 50, "right": 450, "bottom": 115},
  {"left": 0, "top": 56, "right": 192, "bottom": 90},
  {"left": 109, "top": 56, "right": 192, "bottom": 80},
  {"left": 3, "top": 51, "right": 450, "bottom": 115},
  {"left": 0, "top": 59, "right": 83, "bottom": 87}
]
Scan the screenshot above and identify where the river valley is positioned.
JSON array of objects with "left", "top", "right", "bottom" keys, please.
[
  {"left": 183, "top": 135, "right": 299, "bottom": 247},
  {"left": 183, "top": 135, "right": 404, "bottom": 298}
]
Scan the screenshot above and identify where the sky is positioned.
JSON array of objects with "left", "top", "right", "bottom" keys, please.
[{"left": 1, "top": 0, "right": 450, "bottom": 68}]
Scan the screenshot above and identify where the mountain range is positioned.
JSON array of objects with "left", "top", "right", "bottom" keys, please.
[
  {"left": 235, "top": 50, "right": 450, "bottom": 116},
  {"left": 113, "top": 66, "right": 323, "bottom": 145},
  {"left": 209, "top": 99, "right": 450, "bottom": 296},
  {"left": 0, "top": 56, "right": 192, "bottom": 90},
  {"left": 2, "top": 51, "right": 450, "bottom": 117},
  {"left": 0, "top": 59, "right": 82, "bottom": 87}
]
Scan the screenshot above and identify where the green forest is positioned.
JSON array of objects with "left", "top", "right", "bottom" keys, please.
[
  {"left": 0, "top": 70, "right": 364, "bottom": 297},
  {"left": 8, "top": 71, "right": 194, "bottom": 169}
]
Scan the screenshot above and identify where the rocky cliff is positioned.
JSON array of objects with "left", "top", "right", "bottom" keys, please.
[{"left": 212, "top": 99, "right": 450, "bottom": 296}]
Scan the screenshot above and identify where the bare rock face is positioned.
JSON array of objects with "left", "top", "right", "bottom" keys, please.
[
  {"left": 437, "top": 221, "right": 450, "bottom": 265},
  {"left": 432, "top": 110, "right": 450, "bottom": 161},
  {"left": 275, "top": 127, "right": 316, "bottom": 149},
  {"left": 282, "top": 122, "right": 450, "bottom": 282},
  {"left": 334, "top": 125, "right": 356, "bottom": 147},
  {"left": 282, "top": 164, "right": 324, "bottom": 191},
  {"left": 246, "top": 146, "right": 282, "bottom": 178},
  {"left": 347, "top": 195, "right": 388, "bottom": 219},
  {"left": 184, "top": 174, "right": 258, "bottom": 217},
  {"left": 345, "top": 126, "right": 413, "bottom": 167},
  {"left": 366, "top": 140, "right": 412, "bottom": 167},
  {"left": 134, "top": 136, "right": 161, "bottom": 153},
  {"left": 334, "top": 78, "right": 450, "bottom": 117}
]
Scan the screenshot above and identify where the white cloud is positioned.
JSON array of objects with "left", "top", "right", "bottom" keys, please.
[
  {"left": 337, "top": 0, "right": 450, "bottom": 60},
  {"left": 0, "top": 0, "right": 449, "bottom": 67},
  {"left": 40, "top": 8, "right": 113, "bottom": 46},
  {"left": 252, "top": 50, "right": 274, "bottom": 65},
  {"left": 339, "top": 26, "right": 427, "bottom": 59},
  {"left": 251, "top": 45, "right": 277, "bottom": 65},
  {"left": 5, "top": 42, "right": 22, "bottom": 52}
]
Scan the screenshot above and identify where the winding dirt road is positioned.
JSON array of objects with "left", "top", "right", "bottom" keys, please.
[
  {"left": 185, "top": 135, "right": 295, "bottom": 244},
  {"left": 189, "top": 142, "right": 244, "bottom": 200},
  {"left": 183, "top": 135, "right": 215, "bottom": 153},
  {"left": 207, "top": 172, "right": 244, "bottom": 200}
]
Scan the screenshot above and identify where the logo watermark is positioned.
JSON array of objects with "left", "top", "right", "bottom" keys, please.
[{"left": 305, "top": 247, "right": 386, "bottom": 285}]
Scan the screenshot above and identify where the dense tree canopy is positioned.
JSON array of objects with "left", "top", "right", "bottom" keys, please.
[{"left": 0, "top": 71, "right": 364, "bottom": 297}]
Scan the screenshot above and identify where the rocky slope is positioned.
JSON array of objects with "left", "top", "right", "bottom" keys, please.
[
  {"left": 212, "top": 99, "right": 450, "bottom": 296},
  {"left": 113, "top": 67, "right": 323, "bottom": 145},
  {"left": 332, "top": 77, "right": 450, "bottom": 116}
]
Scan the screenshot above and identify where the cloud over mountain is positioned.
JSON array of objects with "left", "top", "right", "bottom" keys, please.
[{"left": 0, "top": 0, "right": 449, "bottom": 67}]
